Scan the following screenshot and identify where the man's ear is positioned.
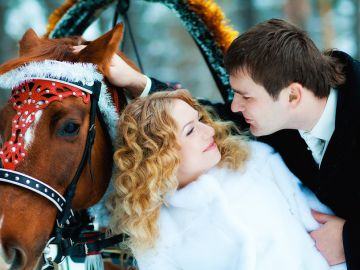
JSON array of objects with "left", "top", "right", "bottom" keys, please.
[
  {"left": 287, "top": 82, "right": 302, "bottom": 105},
  {"left": 289, "top": 92, "right": 297, "bottom": 102}
]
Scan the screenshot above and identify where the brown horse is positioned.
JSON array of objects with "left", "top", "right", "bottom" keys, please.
[{"left": 0, "top": 25, "right": 132, "bottom": 270}]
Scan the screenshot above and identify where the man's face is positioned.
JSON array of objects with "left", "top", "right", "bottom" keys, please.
[{"left": 230, "top": 71, "right": 289, "bottom": 136}]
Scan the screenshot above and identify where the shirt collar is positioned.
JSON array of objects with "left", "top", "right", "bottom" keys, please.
[{"left": 299, "top": 88, "right": 337, "bottom": 142}]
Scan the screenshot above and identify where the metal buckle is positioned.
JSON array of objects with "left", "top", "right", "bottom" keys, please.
[
  {"left": 56, "top": 219, "right": 64, "bottom": 228},
  {"left": 84, "top": 243, "right": 89, "bottom": 255},
  {"left": 42, "top": 237, "right": 66, "bottom": 269}
]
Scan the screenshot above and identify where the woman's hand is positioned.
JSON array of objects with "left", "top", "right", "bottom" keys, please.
[{"left": 73, "top": 45, "right": 147, "bottom": 97}]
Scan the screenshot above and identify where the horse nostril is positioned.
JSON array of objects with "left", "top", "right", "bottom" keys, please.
[
  {"left": 10, "top": 248, "right": 25, "bottom": 270},
  {"left": 2, "top": 241, "right": 26, "bottom": 270}
]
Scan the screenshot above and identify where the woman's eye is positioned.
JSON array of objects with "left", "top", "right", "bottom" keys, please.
[
  {"left": 57, "top": 122, "right": 80, "bottom": 137},
  {"left": 186, "top": 127, "right": 194, "bottom": 136}
]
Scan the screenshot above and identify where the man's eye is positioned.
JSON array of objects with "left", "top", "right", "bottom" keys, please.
[{"left": 186, "top": 127, "right": 194, "bottom": 136}]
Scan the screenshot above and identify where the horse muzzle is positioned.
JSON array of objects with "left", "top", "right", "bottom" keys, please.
[{"left": 0, "top": 237, "right": 27, "bottom": 270}]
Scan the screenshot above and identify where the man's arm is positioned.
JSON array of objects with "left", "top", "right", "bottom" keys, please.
[{"left": 311, "top": 212, "right": 360, "bottom": 269}]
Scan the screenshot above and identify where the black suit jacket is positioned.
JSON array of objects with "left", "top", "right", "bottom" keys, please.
[{"left": 259, "top": 51, "right": 360, "bottom": 270}]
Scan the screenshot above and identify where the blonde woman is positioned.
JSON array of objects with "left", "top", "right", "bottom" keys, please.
[{"left": 108, "top": 90, "right": 345, "bottom": 270}]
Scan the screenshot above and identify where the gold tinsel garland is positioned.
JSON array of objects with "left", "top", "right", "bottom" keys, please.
[
  {"left": 45, "top": 0, "right": 238, "bottom": 52},
  {"left": 186, "top": 0, "right": 238, "bottom": 52},
  {"left": 46, "top": 0, "right": 78, "bottom": 36}
]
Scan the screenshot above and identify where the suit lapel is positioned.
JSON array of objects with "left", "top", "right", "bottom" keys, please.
[{"left": 259, "top": 129, "right": 320, "bottom": 191}]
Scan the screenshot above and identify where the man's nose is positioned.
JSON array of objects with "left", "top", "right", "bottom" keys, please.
[{"left": 231, "top": 94, "right": 245, "bottom": 112}]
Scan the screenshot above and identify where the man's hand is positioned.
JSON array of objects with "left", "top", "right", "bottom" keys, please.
[
  {"left": 310, "top": 210, "right": 346, "bottom": 265},
  {"left": 73, "top": 45, "right": 147, "bottom": 97}
]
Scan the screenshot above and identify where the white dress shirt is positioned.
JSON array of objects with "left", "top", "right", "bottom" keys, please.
[{"left": 299, "top": 89, "right": 338, "bottom": 166}]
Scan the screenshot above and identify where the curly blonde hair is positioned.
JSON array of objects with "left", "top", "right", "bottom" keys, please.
[{"left": 108, "top": 90, "right": 249, "bottom": 252}]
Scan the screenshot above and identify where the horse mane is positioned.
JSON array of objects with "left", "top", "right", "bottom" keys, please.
[{"left": 0, "top": 36, "right": 90, "bottom": 75}]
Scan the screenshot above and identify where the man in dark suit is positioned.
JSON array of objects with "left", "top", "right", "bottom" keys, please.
[{"left": 224, "top": 18, "right": 359, "bottom": 270}]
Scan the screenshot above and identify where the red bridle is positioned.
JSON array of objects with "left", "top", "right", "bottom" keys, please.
[{"left": 0, "top": 79, "right": 91, "bottom": 170}]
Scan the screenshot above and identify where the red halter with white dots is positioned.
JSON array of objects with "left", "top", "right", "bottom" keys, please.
[{"left": 0, "top": 78, "right": 91, "bottom": 170}]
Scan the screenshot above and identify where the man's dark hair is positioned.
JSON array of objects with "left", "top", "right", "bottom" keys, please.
[{"left": 224, "top": 18, "right": 345, "bottom": 99}]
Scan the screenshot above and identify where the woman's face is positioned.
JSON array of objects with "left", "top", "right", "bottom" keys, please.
[{"left": 170, "top": 99, "right": 221, "bottom": 188}]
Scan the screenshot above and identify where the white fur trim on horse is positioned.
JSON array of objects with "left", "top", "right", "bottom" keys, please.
[
  {"left": 88, "top": 171, "right": 115, "bottom": 229},
  {"left": 0, "top": 60, "right": 103, "bottom": 89},
  {"left": 85, "top": 253, "right": 105, "bottom": 270},
  {"left": 98, "top": 84, "right": 119, "bottom": 143}
]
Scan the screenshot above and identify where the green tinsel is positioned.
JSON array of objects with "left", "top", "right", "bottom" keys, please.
[
  {"left": 145, "top": 0, "right": 231, "bottom": 101},
  {"left": 49, "top": 0, "right": 114, "bottom": 39}
]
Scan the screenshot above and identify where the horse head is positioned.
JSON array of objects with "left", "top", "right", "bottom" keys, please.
[{"left": 0, "top": 24, "right": 128, "bottom": 270}]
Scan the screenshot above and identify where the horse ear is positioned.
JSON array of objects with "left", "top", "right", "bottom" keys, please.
[
  {"left": 19, "top": 28, "right": 41, "bottom": 56},
  {"left": 77, "top": 24, "right": 124, "bottom": 72}
]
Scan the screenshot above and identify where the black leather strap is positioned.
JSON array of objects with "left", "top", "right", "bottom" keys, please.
[
  {"left": 55, "top": 80, "right": 101, "bottom": 229},
  {"left": 0, "top": 168, "right": 66, "bottom": 211},
  {"left": 66, "top": 234, "right": 128, "bottom": 257}
]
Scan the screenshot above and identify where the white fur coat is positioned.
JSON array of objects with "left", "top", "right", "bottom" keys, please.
[{"left": 135, "top": 141, "right": 347, "bottom": 270}]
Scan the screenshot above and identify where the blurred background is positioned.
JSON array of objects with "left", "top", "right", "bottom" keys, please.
[{"left": 0, "top": 0, "right": 359, "bottom": 105}]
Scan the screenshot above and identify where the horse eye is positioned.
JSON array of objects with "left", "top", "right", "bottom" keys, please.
[{"left": 57, "top": 122, "right": 80, "bottom": 137}]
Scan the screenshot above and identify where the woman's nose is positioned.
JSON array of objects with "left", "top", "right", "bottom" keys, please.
[
  {"left": 201, "top": 123, "right": 215, "bottom": 138},
  {"left": 231, "top": 94, "right": 245, "bottom": 112}
]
